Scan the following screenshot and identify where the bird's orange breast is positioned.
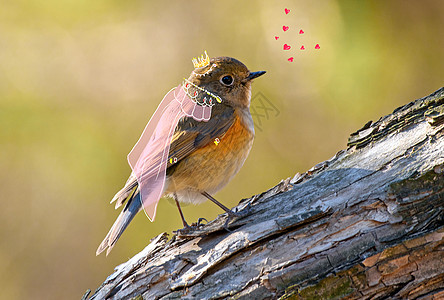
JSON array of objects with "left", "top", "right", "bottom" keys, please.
[{"left": 166, "top": 111, "right": 254, "bottom": 196}]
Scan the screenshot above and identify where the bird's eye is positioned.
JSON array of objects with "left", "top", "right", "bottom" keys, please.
[{"left": 220, "top": 75, "right": 234, "bottom": 86}]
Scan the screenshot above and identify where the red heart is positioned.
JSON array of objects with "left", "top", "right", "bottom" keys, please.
[
  {"left": 300, "top": 45, "right": 305, "bottom": 50},
  {"left": 285, "top": 8, "right": 290, "bottom": 14},
  {"left": 275, "top": 36, "right": 279, "bottom": 40},
  {"left": 283, "top": 26, "right": 289, "bottom": 32},
  {"left": 315, "top": 44, "right": 320, "bottom": 49},
  {"left": 283, "top": 44, "right": 291, "bottom": 50},
  {"left": 288, "top": 57, "right": 294, "bottom": 62},
  {"left": 299, "top": 29, "right": 304, "bottom": 34}
]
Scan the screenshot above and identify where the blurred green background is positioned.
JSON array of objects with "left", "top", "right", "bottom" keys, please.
[{"left": 1, "top": 0, "right": 443, "bottom": 298}]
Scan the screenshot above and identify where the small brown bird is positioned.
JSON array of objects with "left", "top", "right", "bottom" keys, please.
[{"left": 97, "top": 52, "right": 265, "bottom": 255}]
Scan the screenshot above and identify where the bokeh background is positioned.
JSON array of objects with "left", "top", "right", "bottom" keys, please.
[{"left": 1, "top": 0, "right": 443, "bottom": 298}]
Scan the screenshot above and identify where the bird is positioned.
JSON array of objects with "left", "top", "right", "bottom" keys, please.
[{"left": 96, "top": 51, "right": 266, "bottom": 256}]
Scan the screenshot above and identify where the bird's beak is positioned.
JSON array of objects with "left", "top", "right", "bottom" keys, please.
[{"left": 246, "top": 71, "right": 266, "bottom": 81}]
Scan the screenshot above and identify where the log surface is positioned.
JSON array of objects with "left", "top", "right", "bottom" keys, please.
[{"left": 87, "top": 87, "right": 444, "bottom": 300}]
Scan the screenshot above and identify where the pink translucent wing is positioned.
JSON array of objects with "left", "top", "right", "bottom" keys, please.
[
  {"left": 192, "top": 105, "right": 204, "bottom": 121},
  {"left": 203, "top": 106, "right": 211, "bottom": 121},
  {"left": 127, "top": 85, "right": 206, "bottom": 221},
  {"left": 128, "top": 87, "right": 176, "bottom": 168},
  {"left": 176, "top": 86, "right": 213, "bottom": 121}
]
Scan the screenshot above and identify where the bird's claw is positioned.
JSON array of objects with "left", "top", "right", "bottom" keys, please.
[
  {"left": 189, "top": 217, "right": 208, "bottom": 227},
  {"left": 235, "top": 202, "right": 251, "bottom": 216},
  {"left": 174, "top": 218, "right": 208, "bottom": 235},
  {"left": 223, "top": 203, "right": 252, "bottom": 231},
  {"left": 195, "top": 217, "right": 208, "bottom": 226}
]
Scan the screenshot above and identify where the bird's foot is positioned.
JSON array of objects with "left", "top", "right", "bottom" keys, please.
[
  {"left": 191, "top": 217, "right": 208, "bottom": 227},
  {"left": 174, "top": 218, "right": 207, "bottom": 235},
  {"left": 223, "top": 203, "right": 251, "bottom": 231}
]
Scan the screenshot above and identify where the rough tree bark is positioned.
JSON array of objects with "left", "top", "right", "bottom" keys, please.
[{"left": 86, "top": 88, "right": 444, "bottom": 300}]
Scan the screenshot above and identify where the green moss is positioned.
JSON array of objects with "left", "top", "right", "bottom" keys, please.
[
  {"left": 279, "top": 265, "right": 367, "bottom": 300},
  {"left": 280, "top": 275, "right": 355, "bottom": 300},
  {"left": 389, "top": 164, "right": 444, "bottom": 199}
]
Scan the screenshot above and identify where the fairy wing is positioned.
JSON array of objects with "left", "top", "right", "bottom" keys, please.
[{"left": 127, "top": 85, "right": 234, "bottom": 221}]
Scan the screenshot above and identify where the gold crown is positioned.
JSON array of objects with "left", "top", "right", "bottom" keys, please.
[{"left": 192, "top": 50, "right": 210, "bottom": 69}]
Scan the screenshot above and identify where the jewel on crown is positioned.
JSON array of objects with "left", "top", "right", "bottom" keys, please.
[{"left": 192, "top": 50, "right": 210, "bottom": 69}]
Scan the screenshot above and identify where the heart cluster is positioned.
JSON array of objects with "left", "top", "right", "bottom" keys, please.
[
  {"left": 276, "top": 8, "right": 321, "bottom": 62},
  {"left": 282, "top": 43, "right": 320, "bottom": 51}
]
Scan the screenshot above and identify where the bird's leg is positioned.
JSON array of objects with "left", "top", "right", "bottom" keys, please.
[
  {"left": 201, "top": 191, "right": 250, "bottom": 230},
  {"left": 174, "top": 194, "right": 189, "bottom": 229},
  {"left": 201, "top": 191, "right": 236, "bottom": 216}
]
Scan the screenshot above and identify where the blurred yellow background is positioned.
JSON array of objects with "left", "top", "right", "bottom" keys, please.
[{"left": 1, "top": 0, "right": 443, "bottom": 298}]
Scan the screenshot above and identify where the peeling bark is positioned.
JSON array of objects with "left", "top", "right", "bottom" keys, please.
[{"left": 86, "top": 87, "right": 444, "bottom": 300}]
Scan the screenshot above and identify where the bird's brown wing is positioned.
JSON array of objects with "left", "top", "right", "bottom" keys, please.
[
  {"left": 97, "top": 104, "right": 236, "bottom": 256},
  {"left": 112, "top": 103, "right": 235, "bottom": 208},
  {"left": 166, "top": 104, "right": 236, "bottom": 171}
]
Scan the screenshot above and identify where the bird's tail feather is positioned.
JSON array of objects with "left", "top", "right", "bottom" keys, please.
[
  {"left": 110, "top": 173, "right": 138, "bottom": 209},
  {"left": 96, "top": 193, "right": 142, "bottom": 256}
]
